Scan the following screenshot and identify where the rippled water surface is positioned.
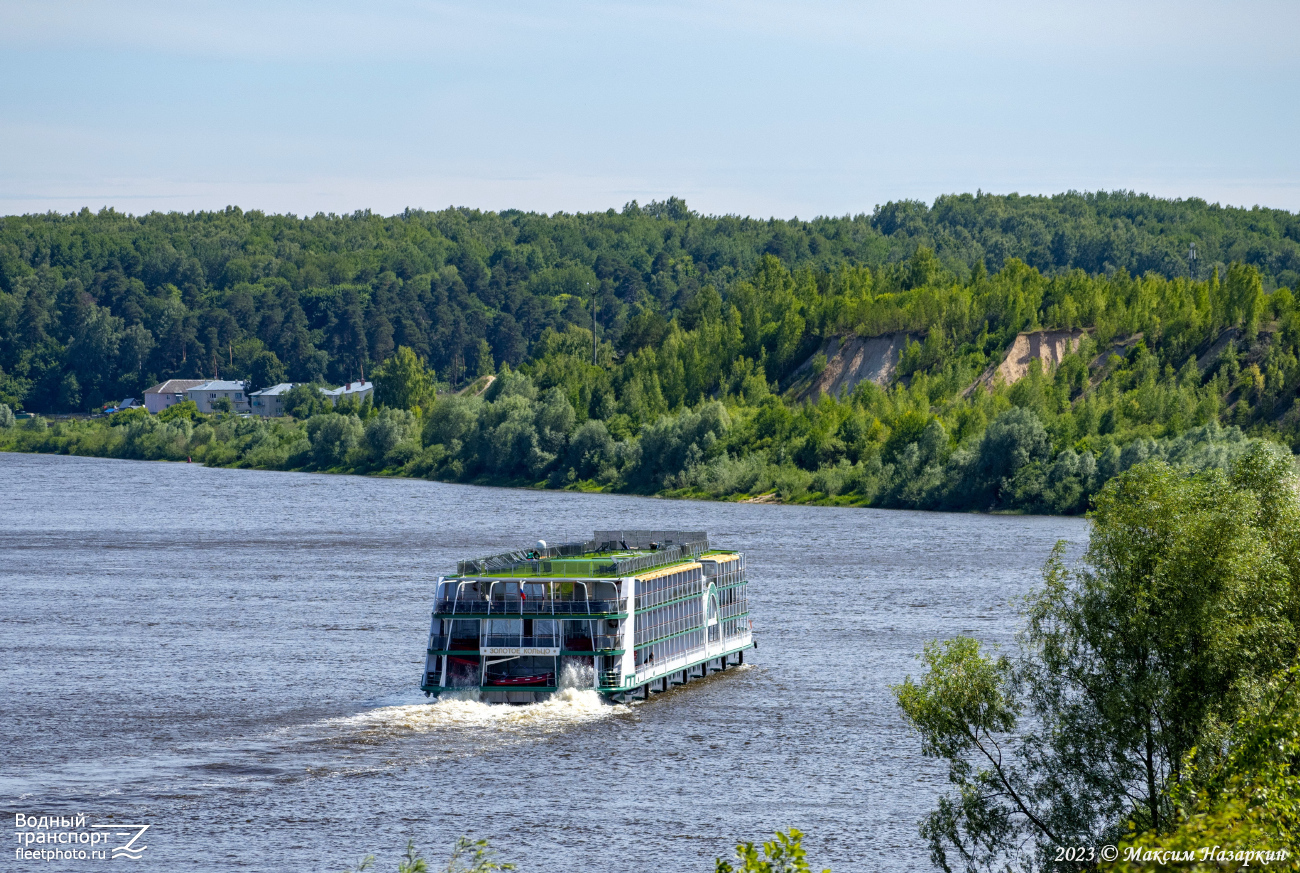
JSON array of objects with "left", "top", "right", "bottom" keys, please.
[{"left": 0, "top": 453, "right": 1087, "bottom": 871}]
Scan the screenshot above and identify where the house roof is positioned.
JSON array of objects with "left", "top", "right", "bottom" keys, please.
[
  {"left": 250, "top": 383, "right": 297, "bottom": 396},
  {"left": 325, "top": 380, "right": 373, "bottom": 396},
  {"left": 145, "top": 379, "right": 208, "bottom": 395},
  {"left": 189, "top": 380, "right": 248, "bottom": 392}
]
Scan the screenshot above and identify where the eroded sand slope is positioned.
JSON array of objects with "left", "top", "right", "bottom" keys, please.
[
  {"left": 787, "top": 334, "right": 911, "bottom": 399},
  {"left": 975, "top": 328, "right": 1088, "bottom": 390}
]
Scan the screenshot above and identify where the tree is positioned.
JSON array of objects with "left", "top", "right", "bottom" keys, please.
[
  {"left": 212, "top": 395, "right": 234, "bottom": 414},
  {"left": 716, "top": 829, "right": 830, "bottom": 873},
  {"left": 364, "top": 408, "right": 417, "bottom": 465},
  {"left": 373, "top": 346, "right": 435, "bottom": 411},
  {"left": 472, "top": 338, "right": 494, "bottom": 378},
  {"left": 895, "top": 445, "right": 1300, "bottom": 872},
  {"left": 306, "top": 413, "right": 363, "bottom": 467},
  {"left": 567, "top": 419, "right": 616, "bottom": 479},
  {"left": 0, "top": 403, "right": 13, "bottom": 428},
  {"left": 1106, "top": 665, "right": 1300, "bottom": 871},
  {"left": 158, "top": 400, "right": 197, "bottom": 422},
  {"left": 248, "top": 350, "right": 286, "bottom": 393},
  {"left": 343, "top": 837, "right": 515, "bottom": 873},
  {"left": 283, "top": 383, "right": 330, "bottom": 418}
]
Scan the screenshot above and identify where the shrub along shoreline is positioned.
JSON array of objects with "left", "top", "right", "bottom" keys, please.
[{"left": 0, "top": 368, "right": 1275, "bottom": 515}]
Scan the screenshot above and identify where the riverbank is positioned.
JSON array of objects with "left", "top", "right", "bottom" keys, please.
[{"left": 0, "top": 398, "right": 1273, "bottom": 516}]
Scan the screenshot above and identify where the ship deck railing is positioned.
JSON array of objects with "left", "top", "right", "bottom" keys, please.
[
  {"left": 455, "top": 541, "right": 710, "bottom": 580},
  {"left": 434, "top": 597, "right": 627, "bottom": 616},
  {"left": 456, "top": 530, "right": 709, "bottom": 577},
  {"left": 429, "top": 633, "right": 622, "bottom": 652},
  {"left": 481, "top": 633, "right": 560, "bottom": 649}
]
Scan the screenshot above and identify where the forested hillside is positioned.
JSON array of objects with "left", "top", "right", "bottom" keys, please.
[
  {"left": 3, "top": 192, "right": 1300, "bottom": 515},
  {"left": 3, "top": 191, "right": 1300, "bottom": 412}
]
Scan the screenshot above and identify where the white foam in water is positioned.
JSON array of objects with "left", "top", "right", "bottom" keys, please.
[{"left": 331, "top": 662, "right": 621, "bottom": 737}]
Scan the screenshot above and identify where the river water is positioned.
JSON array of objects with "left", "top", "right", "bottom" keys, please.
[{"left": 0, "top": 453, "right": 1087, "bottom": 871}]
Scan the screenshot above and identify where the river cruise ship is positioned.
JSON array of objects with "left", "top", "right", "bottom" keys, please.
[{"left": 421, "top": 530, "right": 753, "bottom": 703}]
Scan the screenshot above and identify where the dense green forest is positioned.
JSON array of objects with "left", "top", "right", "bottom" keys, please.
[
  {"left": 3, "top": 191, "right": 1300, "bottom": 514},
  {"left": 3, "top": 191, "right": 1299, "bottom": 411}
]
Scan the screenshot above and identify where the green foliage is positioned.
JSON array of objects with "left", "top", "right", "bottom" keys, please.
[
  {"left": 2, "top": 193, "right": 1298, "bottom": 416},
  {"left": 1106, "top": 666, "right": 1300, "bottom": 872},
  {"left": 248, "top": 350, "right": 286, "bottom": 392},
  {"left": 283, "top": 383, "right": 331, "bottom": 418},
  {"left": 3, "top": 205, "right": 1298, "bottom": 514},
  {"left": 894, "top": 445, "right": 1300, "bottom": 872},
  {"left": 211, "top": 395, "right": 234, "bottom": 414},
  {"left": 157, "top": 399, "right": 197, "bottom": 422},
  {"left": 108, "top": 407, "right": 150, "bottom": 427},
  {"left": 439, "top": 837, "right": 514, "bottom": 873},
  {"left": 0, "top": 402, "right": 13, "bottom": 428},
  {"left": 363, "top": 407, "right": 419, "bottom": 468},
  {"left": 716, "top": 829, "right": 830, "bottom": 873},
  {"left": 342, "top": 837, "right": 514, "bottom": 873},
  {"left": 307, "top": 413, "right": 363, "bottom": 467},
  {"left": 373, "top": 346, "right": 435, "bottom": 410}
]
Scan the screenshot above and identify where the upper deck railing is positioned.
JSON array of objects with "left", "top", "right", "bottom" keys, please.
[
  {"left": 429, "top": 632, "right": 622, "bottom": 652},
  {"left": 434, "top": 597, "right": 628, "bottom": 616},
  {"left": 455, "top": 530, "right": 709, "bottom": 578}
]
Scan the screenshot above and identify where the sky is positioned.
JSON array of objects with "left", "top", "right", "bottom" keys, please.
[{"left": 2, "top": 0, "right": 1298, "bottom": 219}]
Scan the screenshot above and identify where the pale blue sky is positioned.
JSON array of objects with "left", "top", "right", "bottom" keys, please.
[{"left": 2, "top": 1, "right": 1298, "bottom": 217}]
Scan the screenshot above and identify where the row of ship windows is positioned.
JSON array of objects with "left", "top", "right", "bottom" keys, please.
[
  {"left": 634, "top": 629, "right": 705, "bottom": 667},
  {"left": 720, "top": 598, "right": 748, "bottom": 620},
  {"left": 635, "top": 596, "right": 703, "bottom": 645},
  {"left": 633, "top": 573, "right": 746, "bottom": 614},
  {"left": 718, "top": 585, "right": 747, "bottom": 608},
  {"left": 721, "top": 618, "right": 749, "bottom": 638},
  {"left": 634, "top": 566, "right": 704, "bottom": 612},
  {"left": 710, "top": 568, "right": 743, "bottom": 588}
]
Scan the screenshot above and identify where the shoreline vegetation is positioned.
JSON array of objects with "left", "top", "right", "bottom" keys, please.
[
  {"left": 896, "top": 446, "right": 1300, "bottom": 872},
  {"left": 0, "top": 392, "right": 1275, "bottom": 515},
  {"left": 2, "top": 194, "right": 1299, "bottom": 514}
]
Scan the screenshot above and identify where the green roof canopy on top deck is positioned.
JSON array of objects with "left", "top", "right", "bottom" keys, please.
[{"left": 452, "top": 530, "right": 715, "bottom": 579}]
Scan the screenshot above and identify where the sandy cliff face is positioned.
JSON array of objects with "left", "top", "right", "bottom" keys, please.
[
  {"left": 788, "top": 328, "right": 1087, "bottom": 400},
  {"left": 787, "top": 334, "right": 911, "bottom": 399},
  {"left": 975, "top": 329, "right": 1088, "bottom": 390}
]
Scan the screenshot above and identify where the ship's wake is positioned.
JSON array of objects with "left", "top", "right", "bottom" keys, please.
[{"left": 327, "top": 663, "right": 622, "bottom": 739}]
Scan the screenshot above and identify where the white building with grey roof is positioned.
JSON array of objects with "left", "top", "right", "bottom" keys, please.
[
  {"left": 248, "top": 383, "right": 298, "bottom": 417},
  {"left": 187, "top": 380, "right": 251, "bottom": 414},
  {"left": 324, "top": 380, "right": 373, "bottom": 406}
]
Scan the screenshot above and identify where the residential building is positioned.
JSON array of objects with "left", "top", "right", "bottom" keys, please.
[
  {"left": 249, "top": 383, "right": 297, "bottom": 417},
  {"left": 187, "top": 380, "right": 251, "bottom": 414},
  {"left": 325, "top": 380, "right": 373, "bottom": 406},
  {"left": 144, "top": 379, "right": 207, "bottom": 413}
]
